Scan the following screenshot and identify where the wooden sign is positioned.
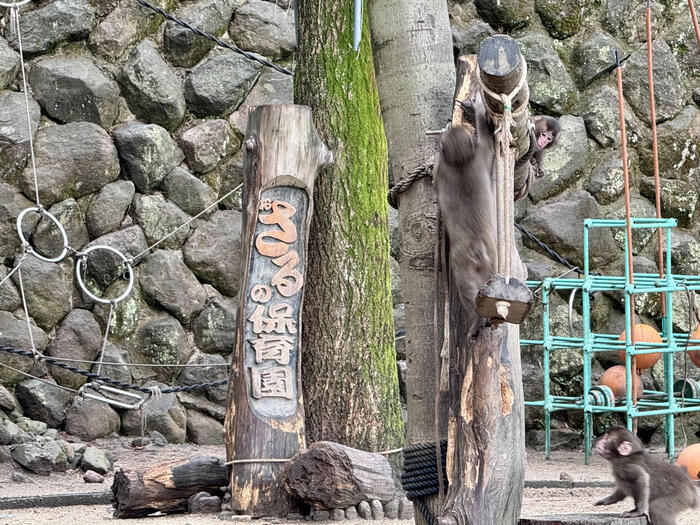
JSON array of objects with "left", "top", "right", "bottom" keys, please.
[{"left": 224, "top": 105, "right": 332, "bottom": 517}]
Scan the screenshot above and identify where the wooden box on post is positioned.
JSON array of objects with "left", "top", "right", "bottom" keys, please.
[{"left": 223, "top": 105, "right": 332, "bottom": 517}]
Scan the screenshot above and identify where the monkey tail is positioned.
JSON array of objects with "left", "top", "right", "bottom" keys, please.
[{"left": 440, "top": 126, "right": 475, "bottom": 168}]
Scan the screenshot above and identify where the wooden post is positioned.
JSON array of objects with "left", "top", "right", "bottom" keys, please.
[
  {"left": 223, "top": 105, "right": 332, "bottom": 517},
  {"left": 440, "top": 36, "right": 529, "bottom": 525},
  {"left": 367, "top": 3, "right": 456, "bottom": 523}
]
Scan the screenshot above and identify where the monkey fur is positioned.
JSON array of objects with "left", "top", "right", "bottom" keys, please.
[
  {"left": 531, "top": 115, "right": 560, "bottom": 166},
  {"left": 435, "top": 95, "right": 560, "bottom": 338},
  {"left": 594, "top": 426, "right": 698, "bottom": 525},
  {"left": 434, "top": 93, "right": 497, "bottom": 338}
]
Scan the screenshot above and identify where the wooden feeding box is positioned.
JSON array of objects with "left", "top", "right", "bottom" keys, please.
[{"left": 475, "top": 275, "right": 533, "bottom": 325}]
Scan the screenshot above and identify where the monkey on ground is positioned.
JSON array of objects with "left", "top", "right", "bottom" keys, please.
[
  {"left": 594, "top": 426, "right": 698, "bottom": 525},
  {"left": 434, "top": 93, "right": 560, "bottom": 337}
]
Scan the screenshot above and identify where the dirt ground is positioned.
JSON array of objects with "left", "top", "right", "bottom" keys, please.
[{"left": 1, "top": 441, "right": 698, "bottom": 524}]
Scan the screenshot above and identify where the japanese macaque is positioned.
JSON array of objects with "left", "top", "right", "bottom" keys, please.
[
  {"left": 594, "top": 426, "right": 698, "bottom": 525},
  {"left": 532, "top": 115, "right": 560, "bottom": 163},
  {"left": 435, "top": 95, "right": 561, "bottom": 337},
  {"left": 516, "top": 115, "right": 562, "bottom": 180},
  {"left": 434, "top": 93, "right": 497, "bottom": 337}
]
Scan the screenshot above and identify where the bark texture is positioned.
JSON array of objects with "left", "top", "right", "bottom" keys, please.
[
  {"left": 440, "top": 48, "right": 526, "bottom": 525},
  {"left": 295, "top": 0, "right": 403, "bottom": 451},
  {"left": 111, "top": 456, "right": 228, "bottom": 518},
  {"left": 223, "top": 105, "right": 331, "bottom": 517},
  {"left": 368, "top": 2, "right": 455, "bottom": 523},
  {"left": 367, "top": 0, "right": 455, "bottom": 447},
  {"left": 283, "top": 441, "right": 396, "bottom": 509}
]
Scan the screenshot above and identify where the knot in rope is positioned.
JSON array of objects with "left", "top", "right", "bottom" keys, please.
[{"left": 147, "top": 385, "right": 162, "bottom": 399}]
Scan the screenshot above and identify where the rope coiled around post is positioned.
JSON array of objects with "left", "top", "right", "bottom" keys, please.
[{"left": 401, "top": 440, "right": 448, "bottom": 525}]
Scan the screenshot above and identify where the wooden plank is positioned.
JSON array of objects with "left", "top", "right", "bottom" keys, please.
[{"left": 223, "top": 104, "right": 332, "bottom": 517}]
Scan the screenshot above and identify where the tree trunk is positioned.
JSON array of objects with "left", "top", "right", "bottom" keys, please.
[
  {"left": 294, "top": 1, "right": 404, "bottom": 452},
  {"left": 284, "top": 441, "right": 396, "bottom": 509},
  {"left": 111, "top": 456, "right": 228, "bottom": 518},
  {"left": 223, "top": 105, "right": 332, "bottom": 517},
  {"left": 441, "top": 41, "right": 528, "bottom": 525},
  {"left": 368, "top": 2, "right": 455, "bottom": 523}
]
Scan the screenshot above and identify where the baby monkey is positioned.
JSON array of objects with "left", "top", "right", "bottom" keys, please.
[{"left": 594, "top": 426, "right": 698, "bottom": 525}]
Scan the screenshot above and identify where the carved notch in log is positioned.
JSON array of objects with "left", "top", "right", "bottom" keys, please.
[
  {"left": 283, "top": 441, "right": 396, "bottom": 509},
  {"left": 223, "top": 104, "right": 333, "bottom": 517},
  {"left": 111, "top": 456, "right": 228, "bottom": 518},
  {"left": 440, "top": 37, "right": 527, "bottom": 525}
]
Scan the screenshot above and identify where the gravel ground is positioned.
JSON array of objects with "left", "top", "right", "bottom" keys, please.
[{"left": 1, "top": 442, "right": 698, "bottom": 524}]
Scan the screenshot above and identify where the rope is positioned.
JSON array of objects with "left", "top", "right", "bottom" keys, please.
[
  {"left": 478, "top": 58, "right": 529, "bottom": 281},
  {"left": 29, "top": 356, "right": 230, "bottom": 368},
  {"left": 401, "top": 440, "right": 448, "bottom": 525},
  {"left": 0, "top": 361, "right": 80, "bottom": 395},
  {"left": 10, "top": 7, "right": 40, "bottom": 206},
  {"left": 130, "top": 183, "right": 242, "bottom": 262},
  {"left": 17, "top": 263, "right": 40, "bottom": 360},
  {"left": 432, "top": 211, "right": 444, "bottom": 503},
  {"left": 133, "top": 0, "right": 292, "bottom": 76},
  {"left": 0, "top": 344, "right": 227, "bottom": 394},
  {"left": 222, "top": 447, "right": 403, "bottom": 466},
  {"left": 95, "top": 300, "right": 115, "bottom": 375},
  {"left": 387, "top": 163, "right": 433, "bottom": 209},
  {"left": 514, "top": 222, "right": 582, "bottom": 274},
  {"left": 129, "top": 183, "right": 242, "bottom": 263}
]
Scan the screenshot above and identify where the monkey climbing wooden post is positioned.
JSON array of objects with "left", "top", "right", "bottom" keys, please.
[
  {"left": 440, "top": 36, "right": 530, "bottom": 525},
  {"left": 223, "top": 104, "right": 332, "bottom": 517}
]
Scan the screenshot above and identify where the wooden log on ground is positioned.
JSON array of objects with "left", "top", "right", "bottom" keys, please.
[
  {"left": 519, "top": 514, "right": 648, "bottom": 525},
  {"left": 440, "top": 37, "right": 527, "bottom": 525},
  {"left": 283, "top": 441, "right": 396, "bottom": 509},
  {"left": 223, "top": 104, "right": 332, "bottom": 517},
  {"left": 111, "top": 456, "right": 227, "bottom": 518}
]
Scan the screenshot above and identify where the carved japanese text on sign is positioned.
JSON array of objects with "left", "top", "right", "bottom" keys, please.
[{"left": 244, "top": 187, "right": 308, "bottom": 418}]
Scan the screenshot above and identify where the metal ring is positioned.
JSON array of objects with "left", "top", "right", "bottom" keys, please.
[
  {"left": 16, "top": 206, "right": 69, "bottom": 263},
  {"left": 0, "top": 0, "right": 33, "bottom": 7},
  {"left": 75, "top": 245, "right": 134, "bottom": 304}
]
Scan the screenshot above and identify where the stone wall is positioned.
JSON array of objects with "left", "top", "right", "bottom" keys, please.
[{"left": 0, "top": 0, "right": 295, "bottom": 446}]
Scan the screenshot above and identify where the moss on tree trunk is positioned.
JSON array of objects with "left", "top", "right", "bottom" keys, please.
[{"left": 295, "top": 0, "right": 403, "bottom": 451}]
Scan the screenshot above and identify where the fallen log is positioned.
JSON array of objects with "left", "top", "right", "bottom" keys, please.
[
  {"left": 111, "top": 456, "right": 227, "bottom": 518},
  {"left": 283, "top": 441, "right": 396, "bottom": 509}
]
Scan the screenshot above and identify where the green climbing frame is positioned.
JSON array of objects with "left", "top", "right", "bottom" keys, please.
[{"left": 522, "top": 217, "right": 700, "bottom": 463}]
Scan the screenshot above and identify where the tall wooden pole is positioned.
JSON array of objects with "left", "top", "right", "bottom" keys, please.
[
  {"left": 223, "top": 104, "right": 332, "bottom": 517},
  {"left": 441, "top": 37, "right": 529, "bottom": 525},
  {"left": 368, "top": 2, "right": 456, "bottom": 522}
]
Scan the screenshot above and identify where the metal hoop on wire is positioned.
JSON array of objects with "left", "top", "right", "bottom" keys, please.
[
  {"left": 75, "top": 245, "right": 134, "bottom": 304},
  {"left": 0, "top": 0, "right": 32, "bottom": 7},
  {"left": 16, "top": 206, "right": 69, "bottom": 263}
]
